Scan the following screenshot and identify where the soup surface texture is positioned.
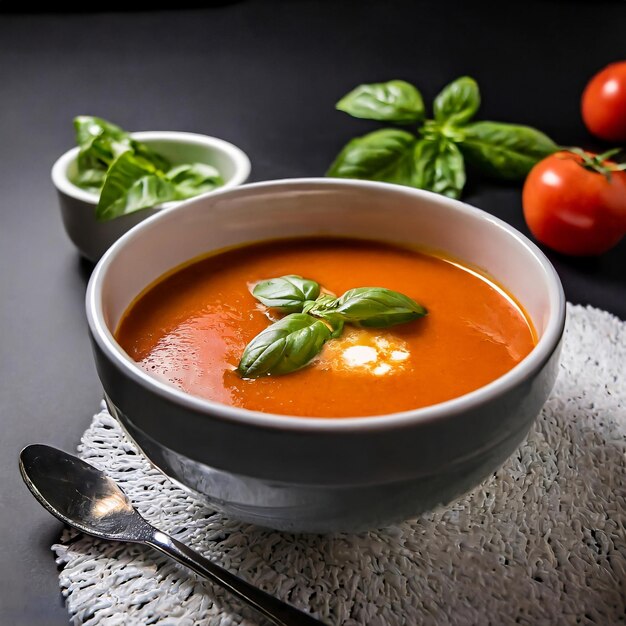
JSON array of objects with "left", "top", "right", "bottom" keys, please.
[{"left": 116, "top": 238, "right": 536, "bottom": 418}]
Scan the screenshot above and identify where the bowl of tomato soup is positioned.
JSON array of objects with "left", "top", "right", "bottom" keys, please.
[{"left": 86, "top": 179, "right": 565, "bottom": 532}]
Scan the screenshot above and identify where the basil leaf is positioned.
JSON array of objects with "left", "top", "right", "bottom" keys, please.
[
  {"left": 327, "top": 129, "right": 416, "bottom": 185},
  {"left": 73, "top": 138, "right": 129, "bottom": 189},
  {"left": 79, "top": 135, "right": 133, "bottom": 170},
  {"left": 71, "top": 168, "right": 107, "bottom": 194},
  {"left": 237, "top": 313, "right": 331, "bottom": 378},
  {"left": 413, "top": 138, "right": 466, "bottom": 199},
  {"left": 166, "top": 163, "right": 223, "bottom": 198},
  {"left": 96, "top": 152, "right": 179, "bottom": 221},
  {"left": 313, "top": 287, "right": 426, "bottom": 328},
  {"left": 252, "top": 275, "right": 321, "bottom": 313},
  {"left": 336, "top": 80, "right": 425, "bottom": 124},
  {"left": 459, "top": 121, "right": 558, "bottom": 180},
  {"left": 131, "top": 139, "right": 171, "bottom": 173},
  {"left": 74, "top": 115, "right": 128, "bottom": 148},
  {"left": 73, "top": 117, "right": 133, "bottom": 178},
  {"left": 433, "top": 76, "right": 480, "bottom": 127}
]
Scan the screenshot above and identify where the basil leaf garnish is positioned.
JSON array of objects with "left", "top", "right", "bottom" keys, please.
[
  {"left": 252, "top": 275, "right": 321, "bottom": 313},
  {"left": 96, "top": 152, "right": 179, "bottom": 221},
  {"left": 413, "top": 138, "right": 466, "bottom": 199},
  {"left": 327, "top": 128, "right": 416, "bottom": 185},
  {"left": 239, "top": 278, "right": 427, "bottom": 378},
  {"left": 312, "top": 287, "right": 427, "bottom": 328},
  {"left": 166, "top": 163, "right": 224, "bottom": 199},
  {"left": 237, "top": 313, "right": 332, "bottom": 378},
  {"left": 459, "top": 121, "right": 558, "bottom": 180},
  {"left": 433, "top": 76, "right": 480, "bottom": 127},
  {"left": 336, "top": 80, "right": 426, "bottom": 124}
]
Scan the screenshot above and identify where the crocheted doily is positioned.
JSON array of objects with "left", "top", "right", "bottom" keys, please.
[{"left": 52, "top": 304, "right": 626, "bottom": 625}]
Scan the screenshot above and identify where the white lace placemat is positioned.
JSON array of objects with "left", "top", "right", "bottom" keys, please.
[{"left": 52, "top": 303, "right": 626, "bottom": 625}]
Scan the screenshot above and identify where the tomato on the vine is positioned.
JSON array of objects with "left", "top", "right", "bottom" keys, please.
[
  {"left": 522, "top": 150, "right": 626, "bottom": 256},
  {"left": 582, "top": 61, "right": 626, "bottom": 142}
]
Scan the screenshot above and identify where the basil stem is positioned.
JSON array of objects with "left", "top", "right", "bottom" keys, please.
[
  {"left": 237, "top": 313, "right": 332, "bottom": 378},
  {"left": 252, "top": 275, "right": 321, "bottom": 312}
]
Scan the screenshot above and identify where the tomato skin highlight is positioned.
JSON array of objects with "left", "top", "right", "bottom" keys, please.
[
  {"left": 522, "top": 151, "right": 626, "bottom": 256},
  {"left": 582, "top": 61, "right": 626, "bottom": 142}
]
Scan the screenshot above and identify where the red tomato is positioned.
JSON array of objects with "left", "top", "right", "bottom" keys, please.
[
  {"left": 582, "top": 62, "right": 626, "bottom": 142},
  {"left": 522, "top": 151, "right": 626, "bottom": 256}
]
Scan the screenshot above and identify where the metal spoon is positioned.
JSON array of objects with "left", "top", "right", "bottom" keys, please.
[{"left": 19, "top": 444, "right": 326, "bottom": 626}]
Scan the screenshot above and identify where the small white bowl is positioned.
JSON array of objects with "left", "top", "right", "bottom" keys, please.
[{"left": 51, "top": 131, "right": 251, "bottom": 262}]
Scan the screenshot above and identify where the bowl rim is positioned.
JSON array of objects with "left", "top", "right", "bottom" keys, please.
[
  {"left": 86, "top": 177, "right": 566, "bottom": 433},
  {"left": 50, "top": 130, "right": 252, "bottom": 206}
]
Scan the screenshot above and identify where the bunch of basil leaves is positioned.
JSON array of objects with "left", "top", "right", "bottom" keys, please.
[
  {"left": 71, "top": 116, "right": 223, "bottom": 221},
  {"left": 238, "top": 275, "right": 426, "bottom": 378},
  {"left": 327, "top": 77, "right": 558, "bottom": 199}
]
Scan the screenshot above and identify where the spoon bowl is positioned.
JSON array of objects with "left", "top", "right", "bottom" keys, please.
[{"left": 19, "top": 444, "right": 143, "bottom": 541}]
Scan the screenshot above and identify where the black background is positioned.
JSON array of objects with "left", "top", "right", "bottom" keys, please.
[{"left": 1, "top": 2, "right": 625, "bottom": 624}]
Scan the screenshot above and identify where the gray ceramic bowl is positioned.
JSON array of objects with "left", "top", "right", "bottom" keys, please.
[
  {"left": 86, "top": 179, "right": 565, "bottom": 533},
  {"left": 52, "top": 131, "right": 251, "bottom": 263}
]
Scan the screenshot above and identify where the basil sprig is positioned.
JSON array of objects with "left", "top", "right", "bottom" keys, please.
[
  {"left": 238, "top": 275, "right": 427, "bottom": 378},
  {"left": 328, "top": 76, "right": 558, "bottom": 199},
  {"left": 70, "top": 116, "right": 224, "bottom": 222}
]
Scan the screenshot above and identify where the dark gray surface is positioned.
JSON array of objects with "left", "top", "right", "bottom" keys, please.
[{"left": 1, "top": 2, "right": 625, "bottom": 624}]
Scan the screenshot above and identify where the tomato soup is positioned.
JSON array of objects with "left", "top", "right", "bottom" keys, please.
[{"left": 116, "top": 238, "right": 536, "bottom": 417}]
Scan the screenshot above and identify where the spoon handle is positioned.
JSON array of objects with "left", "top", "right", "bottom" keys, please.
[{"left": 145, "top": 528, "right": 326, "bottom": 626}]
